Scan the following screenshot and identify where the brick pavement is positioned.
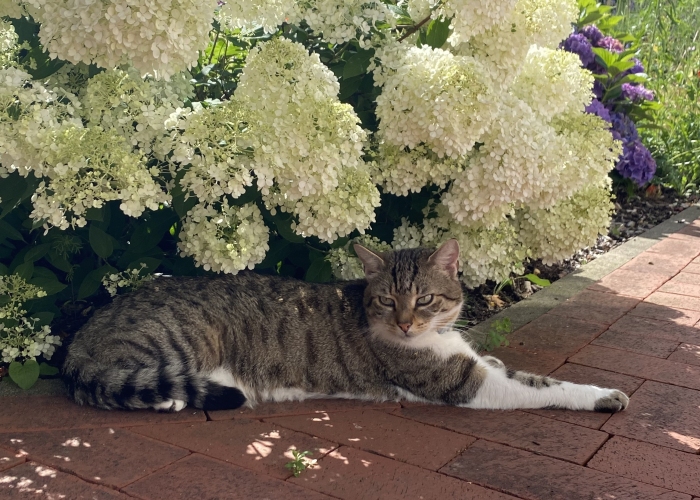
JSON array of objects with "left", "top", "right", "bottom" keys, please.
[{"left": 2, "top": 221, "right": 700, "bottom": 499}]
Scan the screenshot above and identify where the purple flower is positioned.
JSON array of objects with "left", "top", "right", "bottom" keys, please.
[
  {"left": 562, "top": 33, "right": 595, "bottom": 66},
  {"left": 597, "top": 36, "right": 624, "bottom": 53},
  {"left": 580, "top": 25, "right": 603, "bottom": 45},
  {"left": 585, "top": 99, "right": 612, "bottom": 122},
  {"left": 593, "top": 80, "right": 605, "bottom": 99},
  {"left": 616, "top": 140, "right": 657, "bottom": 186},
  {"left": 622, "top": 83, "right": 654, "bottom": 102},
  {"left": 610, "top": 112, "right": 639, "bottom": 142},
  {"left": 629, "top": 58, "right": 644, "bottom": 74}
]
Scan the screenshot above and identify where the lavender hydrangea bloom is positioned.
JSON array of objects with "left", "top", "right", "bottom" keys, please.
[
  {"left": 616, "top": 140, "right": 657, "bottom": 186},
  {"left": 585, "top": 99, "right": 612, "bottom": 122},
  {"left": 597, "top": 36, "right": 624, "bottom": 53},
  {"left": 580, "top": 25, "right": 603, "bottom": 45},
  {"left": 610, "top": 112, "right": 639, "bottom": 142},
  {"left": 562, "top": 33, "right": 595, "bottom": 66},
  {"left": 593, "top": 80, "right": 604, "bottom": 99},
  {"left": 630, "top": 58, "right": 644, "bottom": 74},
  {"left": 622, "top": 83, "right": 654, "bottom": 101}
]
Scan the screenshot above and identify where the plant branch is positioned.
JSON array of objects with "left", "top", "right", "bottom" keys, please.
[{"left": 398, "top": 15, "right": 432, "bottom": 42}]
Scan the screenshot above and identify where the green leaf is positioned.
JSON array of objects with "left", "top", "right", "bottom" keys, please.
[
  {"left": 29, "top": 271, "right": 67, "bottom": 295},
  {"left": 258, "top": 238, "right": 290, "bottom": 269},
  {"left": 0, "top": 220, "right": 24, "bottom": 241},
  {"left": 342, "top": 50, "right": 373, "bottom": 80},
  {"left": 14, "top": 261, "right": 34, "bottom": 280},
  {"left": 592, "top": 48, "right": 616, "bottom": 70},
  {"left": 39, "top": 363, "right": 60, "bottom": 376},
  {"left": 46, "top": 250, "right": 73, "bottom": 273},
  {"left": 523, "top": 274, "right": 551, "bottom": 287},
  {"left": 273, "top": 214, "right": 305, "bottom": 243},
  {"left": 77, "top": 264, "right": 116, "bottom": 300},
  {"left": 89, "top": 224, "right": 114, "bottom": 259},
  {"left": 425, "top": 17, "right": 451, "bottom": 49},
  {"left": 85, "top": 206, "right": 104, "bottom": 222},
  {"left": 24, "top": 243, "right": 51, "bottom": 263},
  {"left": 305, "top": 257, "right": 332, "bottom": 283},
  {"left": 32, "top": 311, "right": 54, "bottom": 327},
  {"left": 9, "top": 360, "right": 40, "bottom": 390}
]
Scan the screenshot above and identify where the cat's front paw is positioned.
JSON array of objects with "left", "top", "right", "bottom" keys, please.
[{"left": 594, "top": 390, "right": 629, "bottom": 413}]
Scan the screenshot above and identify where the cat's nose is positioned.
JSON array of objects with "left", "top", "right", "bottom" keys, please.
[{"left": 397, "top": 322, "right": 412, "bottom": 333}]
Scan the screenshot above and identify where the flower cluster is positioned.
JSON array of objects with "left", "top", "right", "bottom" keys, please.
[
  {"left": 370, "top": 142, "right": 462, "bottom": 196},
  {"left": 219, "top": 0, "right": 299, "bottom": 33},
  {"left": 102, "top": 263, "right": 155, "bottom": 297},
  {"left": 0, "top": 67, "right": 81, "bottom": 178},
  {"left": 299, "top": 0, "right": 395, "bottom": 46},
  {"left": 561, "top": 25, "right": 657, "bottom": 186},
  {"left": 0, "top": 274, "right": 60, "bottom": 364},
  {"left": 170, "top": 99, "right": 254, "bottom": 204},
  {"left": 439, "top": 0, "right": 517, "bottom": 46},
  {"left": 517, "top": 181, "right": 614, "bottom": 264},
  {"left": 0, "top": 19, "right": 18, "bottom": 69},
  {"left": 178, "top": 201, "right": 270, "bottom": 273},
  {"left": 33, "top": 0, "right": 219, "bottom": 79},
  {"left": 373, "top": 43, "right": 495, "bottom": 159},
  {"left": 327, "top": 235, "right": 391, "bottom": 280},
  {"left": 82, "top": 68, "right": 193, "bottom": 159},
  {"left": 31, "top": 126, "right": 170, "bottom": 230},
  {"left": 236, "top": 38, "right": 377, "bottom": 242}
]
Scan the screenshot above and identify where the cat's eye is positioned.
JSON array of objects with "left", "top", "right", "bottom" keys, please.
[
  {"left": 416, "top": 294, "right": 434, "bottom": 306},
  {"left": 378, "top": 296, "right": 395, "bottom": 307}
]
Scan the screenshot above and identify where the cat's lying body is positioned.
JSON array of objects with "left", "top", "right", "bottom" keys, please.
[{"left": 63, "top": 240, "right": 629, "bottom": 413}]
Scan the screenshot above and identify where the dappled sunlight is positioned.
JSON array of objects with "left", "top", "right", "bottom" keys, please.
[
  {"left": 245, "top": 430, "right": 282, "bottom": 460},
  {"left": 665, "top": 431, "right": 700, "bottom": 450},
  {"left": 0, "top": 465, "right": 68, "bottom": 500},
  {"left": 311, "top": 412, "right": 331, "bottom": 422},
  {"left": 61, "top": 437, "right": 91, "bottom": 448}
]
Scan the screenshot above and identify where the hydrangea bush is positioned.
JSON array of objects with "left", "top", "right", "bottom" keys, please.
[
  {"left": 562, "top": 0, "right": 660, "bottom": 187},
  {"left": 1, "top": 0, "right": 623, "bottom": 385}
]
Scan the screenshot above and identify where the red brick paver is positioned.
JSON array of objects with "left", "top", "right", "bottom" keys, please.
[
  {"left": 588, "top": 436, "right": 700, "bottom": 497},
  {"left": 130, "top": 418, "right": 337, "bottom": 479},
  {"left": 3, "top": 218, "right": 700, "bottom": 499}
]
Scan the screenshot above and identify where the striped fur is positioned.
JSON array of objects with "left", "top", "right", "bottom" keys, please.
[{"left": 63, "top": 240, "right": 629, "bottom": 413}]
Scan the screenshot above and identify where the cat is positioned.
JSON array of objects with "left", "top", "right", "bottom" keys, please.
[{"left": 62, "top": 240, "right": 629, "bottom": 413}]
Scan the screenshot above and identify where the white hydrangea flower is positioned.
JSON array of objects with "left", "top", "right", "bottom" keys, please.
[
  {"left": 0, "top": 0, "right": 25, "bottom": 19},
  {"left": 299, "top": 0, "right": 396, "bottom": 46},
  {"left": 511, "top": 47, "right": 593, "bottom": 121},
  {"left": 370, "top": 142, "right": 463, "bottom": 196},
  {"left": 33, "top": 0, "right": 219, "bottom": 79},
  {"left": 101, "top": 263, "right": 154, "bottom": 297},
  {"left": 392, "top": 217, "right": 423, "bottom": 249},
  {"left": 178, "top": 201, "right": 270, "bottom": 273},
  {"left": 31, "top": 126, "right": 170, "bottom": 230},
  {"left": 440, "top": 0, "right": 518, "bottom": 46},
  {"left": 517, "top": 180, "right": 614, "bottom": 265},
  {"left": 235, "top": 38, "right": 377, "bottom": 242},
  {"left": 218, "top": 0, "right": 300, "bottom": 33},
  {"left": 82, "top": 67, "right": 193, "bottom": 159},
  {"left": 170, "top": 98, "right": 254, "bottom": 204},
  {"left": 520, "top": 0, "right": 578, "bottom": 49},
  {"left": 406, "top": 0, "right": 437, "bottom": 21},
  {"left": 327, "top": 235, "right": 391, "bottom": 280},
  {"left": 0, "top": 67, "right": 81, "bottom": 178},
  {"left": 0, "top": 19, "right": 18, "bottom": 69},
  {"left": 441, "top": 95, "right": 563, "bottom": 228},
  {"left": 373, "top": 43, "right": 496, "bottom": 159}
]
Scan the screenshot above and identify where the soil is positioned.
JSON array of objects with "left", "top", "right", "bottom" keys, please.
[{"left": 459, "top": 186, "right": 699, "bottom": 330}]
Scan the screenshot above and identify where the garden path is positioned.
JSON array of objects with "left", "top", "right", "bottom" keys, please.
[{"left": 3, "top": 220, "right": 700, "bottom": 499}]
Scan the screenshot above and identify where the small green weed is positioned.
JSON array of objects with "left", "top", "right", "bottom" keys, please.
[
  {"left": 285, "top": 450, "right": 314, "bottom": 477},
  {"left": 482, "top": 318, "right": 513, "bottom": 352}
]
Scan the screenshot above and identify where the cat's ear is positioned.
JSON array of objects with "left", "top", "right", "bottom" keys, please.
[
  {"left": 354, "top": 244, "right": 385, "bottom": 279},
  {"left": 428, "top": 239, "right": 460, "bottom": 279}
]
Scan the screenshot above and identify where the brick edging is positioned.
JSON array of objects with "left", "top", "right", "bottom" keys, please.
[{"left": 469, "top": 203, "right": 700, "bottom": 338}]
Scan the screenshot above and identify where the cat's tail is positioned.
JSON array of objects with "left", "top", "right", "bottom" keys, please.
[{"left": 62, "top": 355, "right": 246, "bottom": 412}]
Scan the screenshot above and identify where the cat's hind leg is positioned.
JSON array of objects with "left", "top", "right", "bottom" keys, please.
[{"left": 463, "top": 359, "right": 629, "bottom": 412}]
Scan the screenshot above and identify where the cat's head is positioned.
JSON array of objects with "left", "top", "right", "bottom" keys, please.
[{"left": 354, "top": 240, "right": 463, "bottom": 342}]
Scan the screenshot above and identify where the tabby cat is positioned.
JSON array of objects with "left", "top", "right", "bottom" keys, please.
[{"left": 63, "top": 240, "right": 629, "bottom": 413}]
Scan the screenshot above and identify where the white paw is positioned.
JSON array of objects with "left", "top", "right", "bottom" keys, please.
[
  {"left": 152, "top": 399, "right": 187, "bottom": 412},
  {"left": 594, "top": 389, "right": 629, "bottom": 413}
]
